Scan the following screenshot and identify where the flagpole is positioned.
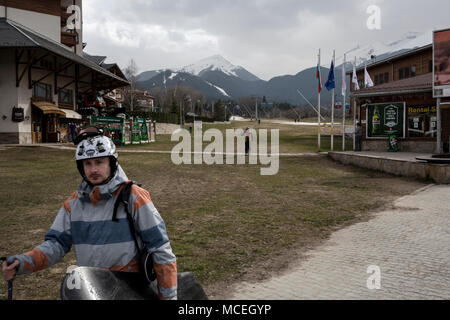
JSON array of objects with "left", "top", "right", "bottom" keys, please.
[
  {"left": 342, "top": 54, "right": 346, "bottom": 151},
  {"left": 331, "top": 50, "right": 335, "bottom": 151},
  {"left": 353, "top": 56, "right": 357, "bottom": 151},
  {"left": 318, "top": 49, "right": 321, "bottom": 152}
]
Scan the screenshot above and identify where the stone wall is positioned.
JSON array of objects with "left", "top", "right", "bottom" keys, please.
[
  {"left": 0, "top": 132, "right": 33, "bottom": 144},
  {"left": 363, "top": 140, "right": 436, "bottom": 153},
  {"left": 329, "top": 152, "right": 450, "bottom": 184},
  {"left": 154, "top": 123, "right": 180, "bottom": 135},
  {"left": 0, "top": 132, "right": 19, "bottom": 144}
]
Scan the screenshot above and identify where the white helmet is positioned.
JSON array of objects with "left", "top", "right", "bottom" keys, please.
[
  {"left": 75, "top": 129, "right": 118, "bottom": 183},
  {"left": 75, "top": 135, "right": 117, "bottom": 161}
]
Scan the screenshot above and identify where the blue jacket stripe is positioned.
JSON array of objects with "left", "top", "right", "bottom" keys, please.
[
  {"left": 71, "top": 219, "right": 134, "bottom": 245},
  {"left": 140, "top": 222, "right": 169, "bottom": 251},
  {"left": 44, "top": 229, "right": 72, "bottom": 254}
]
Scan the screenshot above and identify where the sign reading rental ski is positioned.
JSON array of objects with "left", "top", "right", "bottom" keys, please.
[
  {"left": 366, "top": 102, "right": 406, "bottom": 139},
  {"left": 433, "top": 28, "right": 450, "bottom": 98}
]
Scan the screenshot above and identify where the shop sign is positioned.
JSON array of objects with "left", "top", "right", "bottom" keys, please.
[
  {"left": 433, "top": 28, "right": 450, "bottom": 98},
  {"left": 12, "top": 107, "right": 24, "bottom": 122},
  {"left": 408, "top": 106, "right": 437, "bottom": 114}
]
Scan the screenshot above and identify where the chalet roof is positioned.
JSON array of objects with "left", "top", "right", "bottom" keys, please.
[
  {"left": 346, "top": 44, "right": 432, "bottom": 75},
  {"left": 350, "top": 72, "right": 432, "bottom": 98},
  {"left": 101, "top": 62, "right": 127, "bottom": 80},
  {"left": 82, "top": 52, "right": 108, "bottom": 65},
  {"left": 0, "top": 18, "right": 129, "bottom": 87}
]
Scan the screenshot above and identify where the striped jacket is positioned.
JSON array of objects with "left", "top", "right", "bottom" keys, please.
[{"left": 10, "top": 165, "right": 177, "bottom": 300}]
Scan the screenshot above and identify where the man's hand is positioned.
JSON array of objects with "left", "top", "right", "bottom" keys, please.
[{"left": 2, "top": 260, "right": 19, "bottom": 281}]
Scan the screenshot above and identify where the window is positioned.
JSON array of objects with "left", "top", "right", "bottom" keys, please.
[
  {"left": 384, "top": 72, "right": 389, "bottom": 83},
  {"left": 358, "top": 80, "right": 364, "bottom": 89},
  {"left": 429, "top": 60, "right": 433, "bottom": 73},
  {"left": 411, "top": 65, "right": 416, "bottom": 77},
  {"left": 59, "top": 89, "right": 73, "bottom": 104},
  {"left": 32, "top": 83, "right": 52, "bottom": 101},
  {"left": 407, "top": 105, "right": 437, "bottom": 138},
  {"left": 399, "top": 68, "right": 404, "bottom": 80},
  {"left": 404, "top": 67, "right": 410, "bottom": 78},
  {"left": 375, "top": 75, "right": 379, "bottom": 85}
]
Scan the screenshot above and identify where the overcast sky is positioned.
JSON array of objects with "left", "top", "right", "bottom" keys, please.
[{"left": 83, "top": 0, "right": 450, "bottom": 80}]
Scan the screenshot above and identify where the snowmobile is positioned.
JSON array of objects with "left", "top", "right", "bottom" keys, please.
[{"left": 60, "top": 266, "right": 208, "bottom": 300}]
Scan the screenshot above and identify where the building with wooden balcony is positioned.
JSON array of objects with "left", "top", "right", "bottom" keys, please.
[
  {"left": 0, "top": 0, "right": 129, "bottom": 144},
  {"left": 348, "top": 43, "right": 450, "bottom": 153}
]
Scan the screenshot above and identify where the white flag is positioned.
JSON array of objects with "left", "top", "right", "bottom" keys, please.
[
  {"left": 341, "top": 62, "right": 347, "bottom": 96},
  {"left": 364, "top": 66, "right": 374, "bottom": 88},
  {"left": 352, "top": 63, "right": 360, "bottom": 91}
]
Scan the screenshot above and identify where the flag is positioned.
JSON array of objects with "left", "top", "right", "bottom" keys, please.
[
  {"left": 316, "top": 63, "right": 323, "bottom": 93},
  {"left": 352, "top": 63, "right": 360, "bottom": 91},
  {"left": 364, "top": 65, "right": 374, "bottom": 88},
  {"left": 325, "top": 60, "right": 335, "bottom": 91},
  {"left": 341, "top": 62, "right": 347, "bottom": 96}
]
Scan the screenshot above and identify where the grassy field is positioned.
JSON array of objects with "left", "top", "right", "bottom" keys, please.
[
  {"left": 0, "top": 121, "right": 427, "bottom": 300},
  {"left": 121, "top": 119, "right": 354, "bottom": 153}
]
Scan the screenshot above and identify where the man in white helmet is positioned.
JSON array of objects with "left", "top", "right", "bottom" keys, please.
[{"left": 2, "top": 127, "right": 178, "bottom": 300}]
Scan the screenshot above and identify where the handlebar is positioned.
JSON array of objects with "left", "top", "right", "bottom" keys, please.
[{"left": 1, "top": 257, "right": 14, "bottom": 300}]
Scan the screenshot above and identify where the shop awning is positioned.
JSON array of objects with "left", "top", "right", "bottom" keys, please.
[
  {"left": 32, "top": 101, "right": 66, "bottom": 116},
  {"left": 62, "top": 109, "right": 82, "bottom": 119}
]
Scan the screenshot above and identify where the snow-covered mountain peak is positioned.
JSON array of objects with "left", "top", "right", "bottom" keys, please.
[{"left": 178, "top": 54, "right": 242, "bottom": 77}]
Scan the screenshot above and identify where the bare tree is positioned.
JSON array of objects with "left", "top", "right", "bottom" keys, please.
[{"left": 123, "top": 59, "right": 139, "bottom": 111}]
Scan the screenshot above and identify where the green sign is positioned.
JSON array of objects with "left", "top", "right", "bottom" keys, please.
[
  {"left": 90, "top": 116, "right": 125, "bottom": 145},
  {"left": 132, "top": 120, "right": 141, "bottom": 143},
  {"left": 91, "top": 116, "right": 124, "bottom": 124},
  {"left": 141, "top": 121, "right": 149, "bottom": 141},
  {"left": 366, "top": 102, "right": 405, "bottom": 138}
]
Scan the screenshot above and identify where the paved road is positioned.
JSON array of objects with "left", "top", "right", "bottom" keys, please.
[{"left": 225, "top": 184, "right": 450, "bottom": 300}]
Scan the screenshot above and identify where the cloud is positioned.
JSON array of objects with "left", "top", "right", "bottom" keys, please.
[{"left": 82, "top": 0, "right": 450, "bottom": 80}]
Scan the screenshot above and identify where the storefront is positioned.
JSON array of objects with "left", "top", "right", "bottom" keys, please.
[
  {"left": 59, "top": 108, "right": 83, "bottom": 143},
  {"left": 0, "top": 18, "right": 129, "bottom": 144},
  {"left": 352, "top": 74, "right": 450, "bottom": 153},
  {"left": 90, "top": 116, "right": 153, "bottom": 146},
  {"left": 31, "top": 101, "right": 66, "bottom": 143}
]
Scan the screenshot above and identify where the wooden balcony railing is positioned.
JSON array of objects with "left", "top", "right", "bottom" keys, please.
[{"left": 61, "top": 31, "right": 79, "bottom": 47}]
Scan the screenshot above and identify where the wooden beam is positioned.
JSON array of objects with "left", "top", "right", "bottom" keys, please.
[
  {"left": 81, "top": 87, "right": 94, "bottom": 94},
  {"left": 15, "top": 49, "right": 19, "bottom": 87},
  {"left": 28, "top": 50, "right": 32, "bottom": 89},
  {"left": 17, "top": 50, "right": 37, "bottom": 87},
  {"left": 75, "top": 64, "right": 79, "bottom": 109},
  {"left": 54, "top": 56, "right": 58, "bottom": 95},
  {"left": 57, "top": 68, "right": 91, "bottom": 92},
  {"left": 31, "top": 60, "right": 74, "bottom": 88}
]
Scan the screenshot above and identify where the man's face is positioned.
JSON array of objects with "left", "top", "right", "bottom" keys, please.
[{"left": 83, "top": 157, "right": 111, "bottom": 185}]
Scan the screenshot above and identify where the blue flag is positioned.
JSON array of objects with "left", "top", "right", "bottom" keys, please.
[{"left": 325, "top": 60, "right": 335, "bottom": 91}]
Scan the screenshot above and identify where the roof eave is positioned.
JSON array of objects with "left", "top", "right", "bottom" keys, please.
[{"left": 350, "top": 87, "right": 432, "bottom": 98}]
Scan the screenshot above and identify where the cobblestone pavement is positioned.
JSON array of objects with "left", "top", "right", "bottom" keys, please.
[{"left": 226, "top": 184, "right": 450, "bottom": 300}]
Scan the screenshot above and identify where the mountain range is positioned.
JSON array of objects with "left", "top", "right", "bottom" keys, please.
[{"left": 137, "top": 30, "right": 432, "bottom": 107}]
